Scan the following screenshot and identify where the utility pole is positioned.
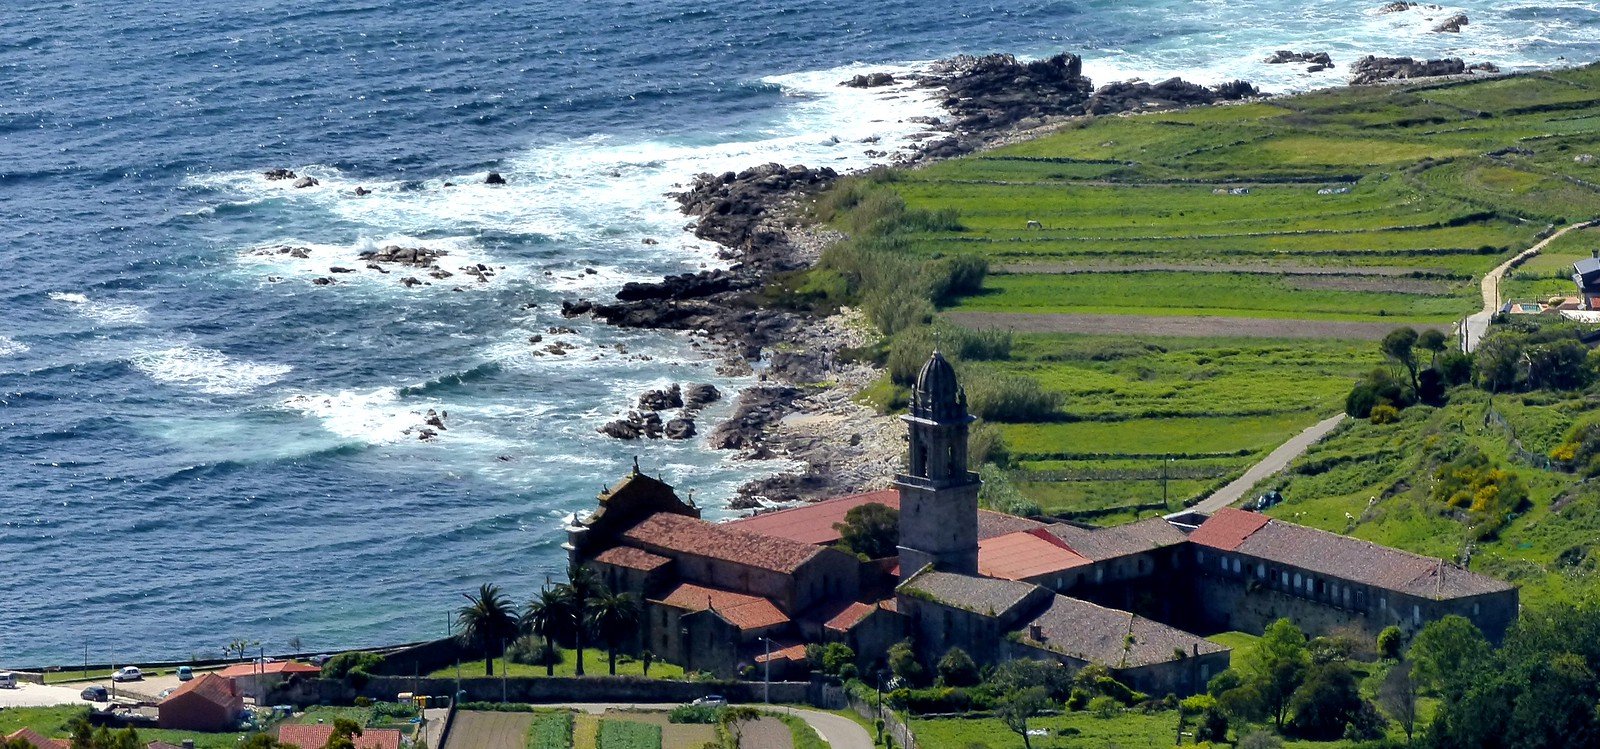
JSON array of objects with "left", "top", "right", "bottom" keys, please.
[
  {"left": 1162, "top": 456, "right": 1171, "bottom": 507},
  {"left": 762, "top": 637, "right": 771, "bottom": 704},
  {"left": 500, "top": 639, "right": 508, "bottom": 704}
]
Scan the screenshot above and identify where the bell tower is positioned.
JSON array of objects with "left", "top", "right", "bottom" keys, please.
[{"left": 896, "top": 351, "right": 981, "bottom": 581}]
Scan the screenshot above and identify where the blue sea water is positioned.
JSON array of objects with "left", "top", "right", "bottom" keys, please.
[{"left": 2, "top": 0, "right": 1597, "bottom": 667}]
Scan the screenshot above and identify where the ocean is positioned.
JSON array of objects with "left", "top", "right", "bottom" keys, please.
[{"left": 2, "top": 0, "right": 1596, "bottom": 667}]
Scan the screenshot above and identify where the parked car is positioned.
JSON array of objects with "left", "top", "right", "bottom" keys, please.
[
  {"left": 81, "top": 685, "right": 109, "bottom": 702},
  {"left": 691, "top": 695, "right": 727, "bottom": 707},
  {"left": 175, "top": 666, "right": 193, "bottom": 681},
  {"left": 0, "top": 672, "right": 17, "bottom": 689},
  {"left": 110, "top": 666, "right": 142, "bottom": 682}
]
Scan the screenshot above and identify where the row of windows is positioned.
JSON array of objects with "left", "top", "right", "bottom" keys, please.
[{"left": 1198, "top": 549, "right": 1371, "bottom": 612}]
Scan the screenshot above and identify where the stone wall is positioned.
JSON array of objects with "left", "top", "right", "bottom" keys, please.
[
  {"left": 267, "top": 675, "right": 812, "bottom": 708},
  {"left": 372, "top": 637, "right": 465, "bottom": 677}
]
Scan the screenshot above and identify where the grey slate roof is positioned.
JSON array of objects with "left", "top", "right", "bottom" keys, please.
[
  {"left": 1020, "top": 594, "right": 1228, "bottom": 669},
  {"left": 898, "top": 569, "right": 1041, "bottom": 617},
  {"left": 1043, "top": 517, "right": 1187, "bottom": 561},
  {"left": 1228, "top": 518, "right": 1513, "bottom": 600}
]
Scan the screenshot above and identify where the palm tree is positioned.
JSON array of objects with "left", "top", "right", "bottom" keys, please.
[
  {"left": 558, "top": 564, "right": 604, "bottom": 676},
  {"left": 587, "top": 591, "right": 641, "bottom": 676},
  {"left": 456, "top": 583, "right": 520, "bottom": 677},
  {"left": 523, "top": 585, "right": 574, "bottom": 677}
]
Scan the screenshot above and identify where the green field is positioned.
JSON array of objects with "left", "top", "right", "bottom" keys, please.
[
  {"left": 426, "top": 649, "right": 683, "bottom": 680},
  {"left": 597, "top": 719, "right": 662, "bottom": 749},
  {"left": 0, "top": 706, "right": 248, "bottom": 749},
  {"left": 817, "top": 65, "right": 1600, "bottom": 519}
]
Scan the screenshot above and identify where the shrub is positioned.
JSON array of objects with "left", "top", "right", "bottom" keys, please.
[
  {"left": 1431, "top": 450, "right": 1528, "bottom": 539},
  {"left": 937, "top": 648, "right": 981, "bottom": 688},
  {"left": 978, "top": 465, "right": 1041, "bottom": 517},
  {"left": 668, "top": 704, "right": 722, "bottom": 724},
  {"left": 507, "top": 635, "right": 562, "bottom": 667},
  {"left": 968, "top": 420, "right": 1011, "bottom": 468},
  {"left": 371, "top": 701, "right": 417, "bottom": 720},
  {"left": 1369, "top": 404, "right": 1400, "bottom": 424},
  {"left": 1377, "top": 626, "right": 1404, "bottom": 660},
  {"left": 323, "top": 651, "right": 385, "bottom": 685},
  {"left": 1066, "top": 688, "right": 1090, "bottom": 711},
  {"left": 964, "top": 371, "right": 1061, "bottom": 422},
  {"left": 1088, "top": 695, "right": 1121, "bottom": 718}
]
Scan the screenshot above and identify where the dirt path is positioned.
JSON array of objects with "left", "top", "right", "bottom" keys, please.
[
  {"left": 442, "top": 710, "right": 533, "bottom": 749},
  {"left": 946, "top": 312, "right": 1451, "bottom": 340},
  {"left": 737, "top": 717, "right": 793, "bottom": 749},
  {"left": 1463, "top": 220, "right": 1594, "bottom": 352},
  {"left": 1178, "top": 414, "right": 1347, "bottom": 516}
]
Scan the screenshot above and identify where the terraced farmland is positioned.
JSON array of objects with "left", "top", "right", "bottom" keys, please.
[{"left": 824, "top": 65, "right": 1600, "bottom": 519}]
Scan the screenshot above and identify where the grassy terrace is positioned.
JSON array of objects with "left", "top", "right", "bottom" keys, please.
[{"left": 827, "top": 64, "right": 1600, "bottom": 520}]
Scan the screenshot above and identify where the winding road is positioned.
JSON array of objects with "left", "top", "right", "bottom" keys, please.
[{"left": 1463, "top": 220, "right": 1594, "bottom": 352}]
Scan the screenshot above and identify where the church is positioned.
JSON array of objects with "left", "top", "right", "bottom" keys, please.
[{"left": 566, "top": 352, "right": 1517, "bottom": 695}]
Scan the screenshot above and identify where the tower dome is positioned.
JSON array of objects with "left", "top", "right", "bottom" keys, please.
[{"left": 910, "top": 351, "right": 966, "bottom": 422}]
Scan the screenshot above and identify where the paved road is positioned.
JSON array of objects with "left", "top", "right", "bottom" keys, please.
[
  {"left": 549, "top": 703, "right": 872, "bottom": 749},
  {"left": 1176, "top": 414, "right": 1348, "bottom": 517},
  {"left": 0, "top": 682, "right": 109, "bottom": 709},
  {"left": 1463, "top": 220, "right": 1594, "bottom": 352}
]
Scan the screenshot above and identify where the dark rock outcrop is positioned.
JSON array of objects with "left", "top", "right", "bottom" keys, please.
[
  {"left": 638, "top": 384, "right": 684, "bottom": 411},
  {"left": 664, "top": 418, "right": 697, "bottom": 440},
  {"left": 841, "top": 72, "right": 897, "bottom": 88},
  {"left": 1378, "top": 1, "right": 1415, "bottom": 12},
  {"left": 354, "top": 186, "right": 371, "bottom": 196},
  {"left": 1082, "top": 77, "right": 1259, "bottom": 116},
  {"left": 673, "top": 163, "right": 838, "bottom": 250},
  {"left": 293, "top": 176, "right": 319, "bottom": 189},
  {"left": 360, "top": 245, "right": 448, "bottom": 266},
  {"left": 485, "top": 172, "right": 507, "bottom": 185},
  {"left": 709, "top": 386, "right": 799, "bottom": 452},
  {"left": 1349, "top": 56, "right": 1487, "bottom": 84},
  {"left": 264, "top": 168, "right": 297, "bottom": 181},
  {"left": 683, "top": 383, "right": 722, "bottom": 410},
  {"left": 1265, "top": 50, "right": 1333, "bottom": 67},
  {"left": 616, "top": 270, "right": 739, "bottom": 302},
  {"left": 1433, "top": 14, "right": 1468, "bottom": 33}
]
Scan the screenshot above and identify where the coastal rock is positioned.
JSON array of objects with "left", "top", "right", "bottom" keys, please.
[
  {"left": 1083, "top": 77, "right": 1259, "bottom": 116},
  {"left": 401, "top": 277, "right": 423, "bottom": 288},
  {"left": 312, "top": 277, "right": 335, "bottom": 286},
  {"left": 264, "top": 168, "right": 297, "bottom": 181},
  {"left": 1264, "top": 50, "right": 1333, "bottom": 67},
  {"left": 293, "top": 176, "right": 319, "bottom": 188},
  {"left": 600, "top": 419, "right": 641, "bottom": 439},
  {"left": 1433, "top": 14, "right": 1468, "bottom": 33},
  {"left": 329, "top": 266, "right": 356, "bottom": 273},
  {"left": 638, "top": 384, "right": 684, "bottom": 411},
  {"left": 709, "top": 386, "right": 800, "bottom": 452},
  {"left": 360, "top": 245, "right": 448, "bottom": 266},
  {"left": 664, "top": 417, "right": 696, "bottom": 440},
  {"left": 616, "top": 269, "right": 739, "bottom": 302},
  {"left": 673, "top": 163, "right": 838, "bottom": 251},
  {"left": 1378, "top": 1, "right": 1415, "bottom": 12},
  {"left": 1349, "top": 56, "right": 1476, "bottom": 85},
  {"left": 841, "top": 72, "right": 897, "bottom": 88},
  {"left": 354, "top": 186, "right": 370, "bottom": 196},
  {"left": 485, "top": 171, "right": 507, "bottom": 185},
  {"left": 683, "top": 383, "right": 722, "bottom": 409}
]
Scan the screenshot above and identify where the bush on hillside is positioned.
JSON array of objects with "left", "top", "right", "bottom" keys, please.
[
  {"left": 965, "top": 372, "right": 1062, "bottom": 422},
  {"left": 1431, "top": 450, "right": 1527, "bottom": 539}
]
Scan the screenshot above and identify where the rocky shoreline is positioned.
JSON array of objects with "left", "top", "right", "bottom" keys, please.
[{"left": 558, "top": 40, "right": 1507, "bottom": 509}]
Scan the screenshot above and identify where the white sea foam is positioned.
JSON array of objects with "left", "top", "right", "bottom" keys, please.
[
  {"left": 130, "top": 345, "right": 291, "bottom": 395},
  {"left": 237, "top": 234, "right": 521, "bottom": 291},
  {"left": 0, "top": 336, "right": 28, "bottom": 356},
  {"left": 48, "top": 291, "right": 150, "bottom": 326},
  {"left": 282, "top": 388, "right": 439, "bottom": 443}
]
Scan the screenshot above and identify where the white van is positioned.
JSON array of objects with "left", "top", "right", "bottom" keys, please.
[{"left": 0, "top": 672, "right": 18, "bottom": 689}]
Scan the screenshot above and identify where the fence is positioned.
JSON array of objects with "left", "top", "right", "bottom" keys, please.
[
  {"left": 1484, "top": 405, "right": 1574, "bottom": 473},
  {"left": 848, "top": 691, "right": 918, "bottom": 749}
]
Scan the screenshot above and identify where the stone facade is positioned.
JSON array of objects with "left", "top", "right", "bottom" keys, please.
[{"left": 895, "top": 352, "right": 981, "bottom": 579}]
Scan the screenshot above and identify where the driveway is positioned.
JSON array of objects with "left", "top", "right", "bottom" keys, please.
[{"left": 0, "top": 682, "right": 109, "bottom": 709}]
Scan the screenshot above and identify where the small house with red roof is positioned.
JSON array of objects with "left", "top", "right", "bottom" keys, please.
[
  {"left": 5, "top": 729, "right": 68, "bottom": 749},
  {"left": 216, "top": 661, "right": 321, "bottom": 701},
  {"left": 157, "top": 673, "right": 244, "bottom": 732},
  {"left": 277, "top": 724, "right": 402, "bottom": 749}
]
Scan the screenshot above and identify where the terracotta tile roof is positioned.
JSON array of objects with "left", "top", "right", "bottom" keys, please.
[
  {"left": 899, "top": 570, "right": 1042, "bottom": 618},
  {"left": 6, "top": 729, "right": 67, "bottom": 749},
  {"left": 624, "top": 512, "right": 825, "bottom": 574},
  {"left": 822, "top": 601, "right": 877, "bottom": 632},
  {"left": 878, "top": 597, "right": 899, "bottom": 613},
  {"left": 1043, "top": 518, "right": 1188, "bottom": 561},
  {"left": 728, "top": 489, "right": 900, "bottom": 545},
  {"left": 593, "top": 545, "right": 671, "bottom": 571},
  {"left": 1187, "top": 508, "right": 1271, "bottom": 551},
  {"left": 161, "top": 672, "right": 240, "bottom": 707},
  {"left": 1231, "top": 517, "right": 1514, "bottom": 599},
  {"left": 217, "top": 661, "right": 321, "bottom": 679},
  {"left": 978, "top": 529, "right": 1093, "bottom": 580},
  {"left": 729, "top": 488, "right": 1045, "bottom": 546},
  {"left": 754, "top": 641, "right": 809, "bottom": 663},
  {"left": 657, "top": 582, "right": 790, "bottom": 631},
  {"left": 278, "top": 725, "right": 402, "bottom": 749},
  {"left": 1019, "top": 595, "right": 1227, "bottom": 668}
]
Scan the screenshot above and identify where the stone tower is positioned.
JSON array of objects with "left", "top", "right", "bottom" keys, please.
[{"left": 896, "top": 351, "right": 981, "bottom": 581}]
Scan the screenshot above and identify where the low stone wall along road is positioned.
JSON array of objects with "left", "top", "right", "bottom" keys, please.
[{"left": 946, "top": 312, "right": 1452, "bottom": 340}]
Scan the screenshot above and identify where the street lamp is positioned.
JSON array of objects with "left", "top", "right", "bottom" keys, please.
[{"left": 759, "top": 637, "right": 771, "bottom": 704}]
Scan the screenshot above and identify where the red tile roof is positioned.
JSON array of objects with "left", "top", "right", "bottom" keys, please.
[
  {"left": 657, "top": 582, "right": 790, "bottom": 630},
  {"left": 754, "top": 642, "right": 809, "bottom": 664},
  {"left": 978, "top": 529, "right": 1093, "bottom": 581},
  {"left": 593, "top": 546, "right": 671, "bottom": 571},
  {"left": 148, "top": 743, "right": 185, "bottom": 749},
  {"left": 278, "top": 725, "right": 402, "bottom": 749},
  {"left": 727, "top": 489, "right": 899, "bottom": 545},
  {"left": 624, "top": 512, "right": 825, "bottom": 573},
  {"left": 822, "top": 601, "right": 877, "bottom": 632},
  {"left": 729, "top": 488, "right": 1046, "bottom": 547},
  {"left": 1187, "top": 508, "right": 1270, "bottom": 551},
  {"left": 6, "top": 729, "right": 67, "bottom": 749},
  {"left": 161, "top": 672, "right": 240, "bottom": 707},
  {"left": 217, "top": 661, "right": 321, "bottom": 679}
]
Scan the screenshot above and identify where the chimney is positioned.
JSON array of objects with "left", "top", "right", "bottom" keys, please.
[
  {"left": 1192, "top": 643, "right": 1199, "bottom": 657},
  {"left": 1028, "top": 624, "right": 1044, "bottom": 641}
]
